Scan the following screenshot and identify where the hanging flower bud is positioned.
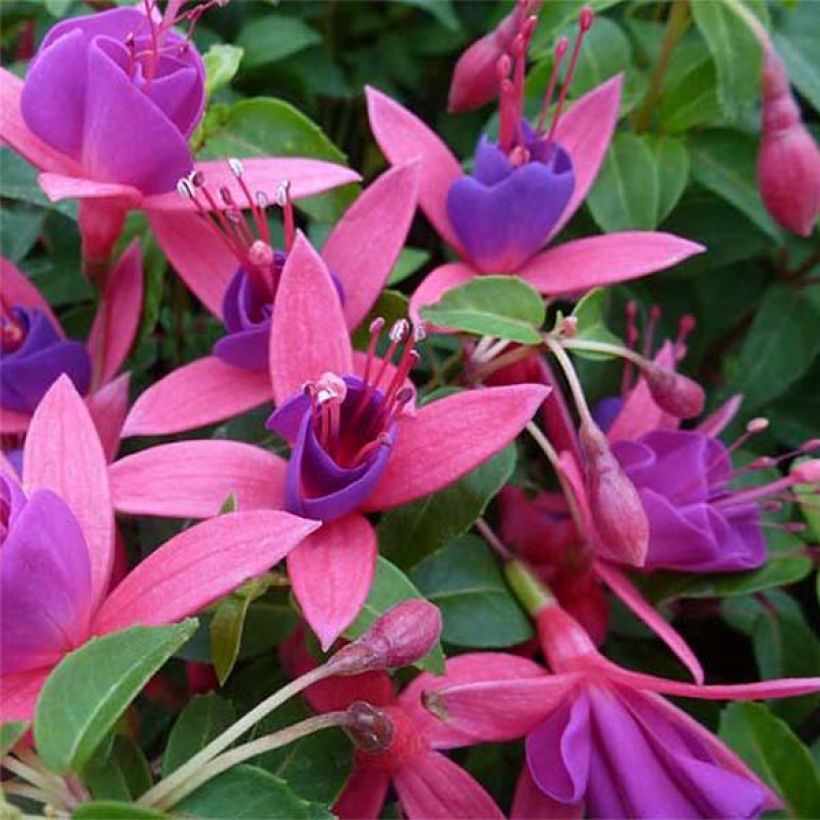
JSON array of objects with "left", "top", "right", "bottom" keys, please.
[
  {"left": 327, "top": 600, "right": 442, "bottom": 676},
  {"left": 758, "top": 47, "right": 820, "bottom": 236},
  {"left": 579, "top": 421, "right": 649, "bottom": 567},
  {"left": 641, "top": 363, "right": 705, "bottom": 420}
]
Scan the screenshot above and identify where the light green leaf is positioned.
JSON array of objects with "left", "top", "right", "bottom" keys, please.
[
  {"left": 691, "top": 0, "right": 763, "bottom": 121},
  {"left": 388, "top": 247, "right": 431, "bottom": 287},
  {"left": 210, "top": 596, "right": 252, "bottom": 685},
  {"left": 378, "top": 446, "right": 516, "bottom": 570},
  {"left": 72, "top": 802, "right": 167, "bottom": 819},
  {"left": 420, "top": 276, "right": 546, "bottom": 344},
  {"left": 569, "top": 288, "right": 622, "bottom": 360},
  {"left": 236, "top": 15, "right": 321, "bottom": 69},
  {"left": 587, "top": 133, "right": 659, "bottom": 231},
  {"left": 34, "top": 621, "right": 197, "bottom": 774},
  {"left": 774, "top": 30, "right": 820, "bottom": 114},
  {"left": 689, "top": 130, "right": 783, "bottom": 242},
  {"left": 647, "top": 135, "right": 690, "bottom": 224},
  {"left": 162, "top": 694, "right": 236, "bottom": 778},
  {"left": 0, "top": 722, "right": 28, "bottom": 757},
  {"left": 203, "top": 44, "right": 243, "bottom": 98},
  {"left": 658, "top": 57, "right": 721, "bottom": 133},
  {"left": 411, "top": 535, "right": 533, "bottom": 647},
  {"left": 565, "top": 16, "right": 632, "bottom": 98},
  {"left": 344, "top": 556, "right": 446, "bottom": 674},
  {"left": 719, "top": 702, "right": 820, "bottom": 817}
]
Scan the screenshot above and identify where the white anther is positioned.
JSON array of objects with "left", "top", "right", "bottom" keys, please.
[
  {"left": 274, "top": 181, "right": 291, "bottom": 207},
  {"left": 389, "top": 319, "right": 410, "bottom": 344},
  {"left": 228, "top": 157, "right": 244, "bottom": 178},
  {"left": 176, "top": 177, "right": 195, "bottom": 199}
]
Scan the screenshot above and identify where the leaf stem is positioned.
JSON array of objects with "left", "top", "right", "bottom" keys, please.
[
  {"left": 475, "top": 517, "right": 511, "bottom": 561},
  {"left": 633, "top": 0, "right": 691, "bottom": 133}
]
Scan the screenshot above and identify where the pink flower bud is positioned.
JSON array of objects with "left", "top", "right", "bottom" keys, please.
[
  {"left": 579, "top": 421, "right": 649, "bottom": 567},
  {"left": 758, "top": 50, "right": 820, "bottom": 236},
  {"left": 342, "top": 701, "right": 395, "bottom": 754},
  {"left": 327, "top": 600, "right": 442, "bottom": 676},
  {"left": 642, "top": 364, "right": 705, "bottom": 420},
  {"left": 792, "top": 458, "right": 820, "bottom": 484}
]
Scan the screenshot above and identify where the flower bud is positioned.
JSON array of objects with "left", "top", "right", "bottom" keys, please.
[
  {"left": 579, "top": 421, "right": 649, "bottom": 567},
  {"left": 342, "top": 701, "right": 394, "bottom": 754},
  {"left": 758, "top": 49, "right": 820, "bottom": 237},
  {"left": 791, "top": 458, "right": 820, "bottom": 484},
  {"left": 326, "top": 600, "right": 442, "bottom": 676},
  {"left": 642, "top": 364, "right": 705, "bottom": 420}
]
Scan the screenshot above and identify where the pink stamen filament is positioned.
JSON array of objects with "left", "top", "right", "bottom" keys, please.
[
  {"left": 275, "top": 182, "right": 295, "bottom": 252},
  {"left": 536, "top": 37, "right": 569, "bottom": 135},
  {"left": 620, "top": 300, "right": 639, "bottom": 398},
  {"left": 642, "top": 305, "right": 661, "bottom": 359}
]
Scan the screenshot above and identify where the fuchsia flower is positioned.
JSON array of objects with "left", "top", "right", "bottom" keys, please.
[
  {"left": 366, "top": 7, "right": 703, "bottom": 318},
  {"left": 0, "top": 4, "right": 359, "bottom": 268},
  {"left": 0, "top": 377, "right": 320, "bottom": 722},
  {"left": 0, "top": 245, "right": 143, "bottom": 460},
  {"left": 282, "top": 628, "right": 542, "bottom": 819},
  {"left": 121, "top": 163, "right": 419, "bottom": 436},
  {"left": 108, "top": 233, "right": 549, "bottom": 648},
  {"left": 427, "top": 596, "right": 820, "bottom": 819}
]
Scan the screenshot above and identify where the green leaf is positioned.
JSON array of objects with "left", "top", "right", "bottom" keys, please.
[
  {"left": 1, "top": 204, "right": 46, "bottom": 262},
  {"left": 569, "top": 288, "right": 622, "bottom": 360},
  {"left": 162, "top": 694, "right": 236, "bottom": 778},
  {"left": 236, "top": 15, "right": 321, "bottom": 69},
  {"left": 0, "top": 722, "right": 28, "bottom": 757},
  {"left": 691, "top": 0, "right": 763, "bottom": 121},
  {"left": 388, "top": 247, "right": 431, "bottom": 287},
  {"left": 378, "top": 445, "right": 516, "bottom": 570},
  {"left": 175, "top": 764, "right": 332, "bottom": 819},
  {"left": 724, "top": 283, "right": 820, "bottom": 412},
  {"left": 210, "top": 595, "right": 253, "bottom": 685},
  {"left": 45, "top": 0, "right": 73, "bottom": 17},
  {"left": 773, "top": 29, "right": 820, "bottom": 114},
  {"left": 82, "top": 734, "right": 152, "bottom": 802},
  {"left": 647, "top": 136, "right": 689, "bottom": 224},
  {"left": 352, "top": 290, "right": 409, "bottom": 346},
  {"left": 203, "top": 44, "right": 243, "bottom": 98},
  {"left": 200, "top": 98, "right": 358, "bottom": 223},
  {"left": 410, "top": 535, "right": 533, "bottom": 647},
  {"left": 344, "top": 556, "right": 446, "bottom": 673},
  {"left": 689, "top": 130, "right": 782, "bottom": 242},
  {"left": 565, "top": 16, "right": 632, "bottom": 98},
  {"left": 658, "top": 57, "right": 721, "bottom": 133},
  {"left": 0, "top": 149, "right": 77, "bottom": 219},
  {"left": 72, "top": 802, "right": 167, "bottom": 819},
  {"left": 587, "top": 133, "right": 659, "bottom": 231},
  {"left": 719, "top": 702, "right": 820, "bottom": 817},
  {"left": 34, "top": 620, "right": 197, "bottom": 774},
  {"left": 420, "top": 276, "right": 545, "bottom": 344},
  {"left": 397, "top": 0, "right": 461, "bottom": 31}
]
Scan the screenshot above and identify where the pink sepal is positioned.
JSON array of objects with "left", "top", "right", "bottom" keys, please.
[
  {"left": 512, "top": 766, "right": 584, "bottom": 819},
  {"left": 109, "top": 440, "right": 286, "bottom": 518},
  {"left": 334, "top": 764, "right": 390, "bottom": 820},
  {"left": 38, "top": 172, "right": 142, "bottom": 205},
  {"left": 1, "top": 257, "right": 61, "bottom": 330},
  {"left": 696, "top": 394, "right": 744, "bottom": 437},
  {"left": 92, "top": 511, "right": 320, "bottom": 634},
  {"left": 87, "top": 372, "right": 131, "bottom": 462}
]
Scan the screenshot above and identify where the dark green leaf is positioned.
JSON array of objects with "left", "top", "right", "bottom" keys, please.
[
  {"left": 0, "top": 722, "right": 28, "bottom": 757},
  {"left": 388, "top": 247, "right": 431, "bottom": 287},
  {"left": 34, "top": 621, "right": 197, "bottom": 774},
  {"left": 72, "top": 802, "right": 167, "bottom": 819},
  {"left": 648, "top": 136, "right": 689, "bottom": 224},
  {"left": 378, "top": 446, "right": 516, "bottom": 570},
  {"left": 344, "top": 556, "right": 446, "bottom": 673},
  {"left": 0, "top": 205, "right": 45, "bottom": 261},
  {"left": 0, "top": 149, "right": 77, "bottom": 219},
  {"left": 420, "top": 276, "right": 545, "bottom": 344},
  {"left": 236, "top": 16, "right": 321, "bottom": 69},
  {"left": 175, "top": 764, "right": 332, "bottom": 819},
  {"left": 410, "top": 535, "right": 533, "bottom": 647},
  {"left": 82, "top": 734, "right": 152, "bottom": 802},
  {"left": 352, "top": 290, "right": 410, "bottom": 344},
  {"left": 658, "top": 58, "right": 721, "bottom": 133},
  {"left": 210, "top": 595, "right": 253, "bottom": 685},
  {"left": 162, "top": 695, "right": 236, "bottom": 778},
  {"left": 398, "top": 0, "right": 461, "bottom": 31},
  {"left": 719, "top": 702, "right": 820, "bottom": 817},
  {"left": 587, "top": 133, "right": 659, "bottom": 231}
]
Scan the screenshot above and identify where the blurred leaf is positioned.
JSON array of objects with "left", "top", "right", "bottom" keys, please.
[
  {"left": 566, "top": 16, "right": 632, "bottom": 98},
  {"left": 411, "top": 535, "right": 533, "bottom": 647},
  {"left": 420, "top": 276, "right": 546, "bottom": 343},
  {"left": 388, "top": 247, "right": 431, "bottom": 286},
  {"left": 82, "top": 734, "right": 152, "bottom": 801},
  {"left": 0, "top": 149, "right": 77, "bottom": 219},
  {"left": 72, "top": 802, "right": 167, "bottom": 819},
  {"left": 200, "top": 98, "right": 358, "bottom": 222},
  {"left": 379, "top": 446, "right": 516, "bottom": 570},
  {"left": 719, "top": 702, "right": 820, "bottom": 817},
  {"left": 203, "top": 44, "right": 244, "bottom": 98},
  {"left": 45, "top": 0, "right": 73, "bottom": 15},
  {"left": 0, "top": 721, "right": 28, "bottom": 757},
  {"left": 236, "top": 15, "right": 321, "bottom": 69},
  {"left": 587, "top": 133, "right": 659, "bottom": 231},
  {"left": 0, "top": 204, "right": 44, "bottom": 261},
  {"left": 569, "top": 288, "right": 622, "bottom": 360},
  {"left": 773, "top": 31, "right": 820, "bottom": 113},
  {"left": 658, "top": 58, "right": 721, "bottom": 132},
  {"left": 691, "top": 0, "right": 762, "bottom": 121},
  {"left": 344, "top": 556, "right": 446, "bottom": 673},
  {"left": 724, "top": 283, "right": 820, "bottom": 412},
  {"left": 530, "top": 0, "right": 628, "bottom": 57},
  {"left": 34, "top": 621, "right": 197, "bottom": 774},
  {"left": 162, "top": 694, "right": 236, "bottom": 778},
  {"left": 648, "top": 136, "right": 689, "bottom": 224},
  {"left": 176, "top": 765, "right": 333, "bottom": 819},
  {"left": 396, "top": 0, "right": 461, "bottom": 31},
  {"left": 689, "top": 130, "right": 782, "bottom": 242}
]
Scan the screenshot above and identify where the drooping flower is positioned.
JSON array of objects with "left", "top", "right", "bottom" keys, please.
[
  {"left": 0, "top": 3, "right": 359, "bottom": 269},
  {"left": 281, "top": 627, "right": 539, "bottom": 819},
  {"left": 108, "top": 232, "right": 549, "bottom": 648},
  {"left": 121, "top": 163, "right": 419, "bottom": 436},
  {"left": 427, "top": 594, "right": 820, "bottom": 819},
  {"left": 0, "top": 376, "right": 320, "bottom": 721},
  {"left": 0, "top": 245, "right": 143, "bottom": 460},
  {"left": 366, "top": 5, "right": 704, "bottom": 319}
]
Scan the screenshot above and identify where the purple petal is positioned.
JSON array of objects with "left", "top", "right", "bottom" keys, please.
[
  {"left": 526, "top": 691, "right": 591, "bottom": 804},
  {"left": 446, "top": 142, "right": 574, "bottom": 272},
  {"left": 143, "top": 56, "right": 204, "bottom": 139},
  {"left": 591, "top": 396, "right": 624, "bottom": 433},
  {"left": 0, "top": 480, "right": 92, "bottom": 675}
]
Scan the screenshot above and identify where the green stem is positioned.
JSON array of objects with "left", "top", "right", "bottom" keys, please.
[
  {"left": 504, "top": 559, "right": 555, "bottom": 617},
  {"left": 633, "top": 0, "right": 691, "bottom": 133},
  {"left": 542, "top": 335, "right": 594, "bottom": 427},
  {"left": 559, "top": 337, "right": 646, "bottom": 368}
]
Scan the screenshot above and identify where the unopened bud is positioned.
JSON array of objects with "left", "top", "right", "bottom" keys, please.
[
  {"left": 342, "top": 701, "right": 394, "bottom": 754},
  {"left": 580, "top": 421, "right": 648, "bottom": 567},
  {"left": 792, "top": 458, "right": 820, "bottom": 485},
  {"left": 327, "top": 600, "right": 442, "bottom": 676},
  {"left": 642, "top": 364, "right": 705, "bottom": 420}
]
